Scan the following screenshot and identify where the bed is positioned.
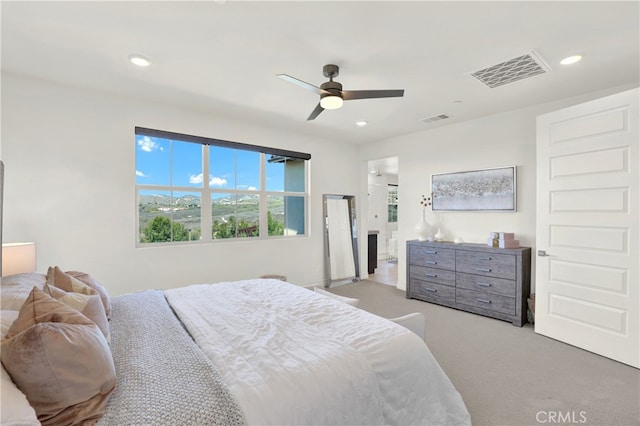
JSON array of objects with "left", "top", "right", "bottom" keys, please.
[{"left": 1, "top": 270, "right": 470, "bottom": 426}]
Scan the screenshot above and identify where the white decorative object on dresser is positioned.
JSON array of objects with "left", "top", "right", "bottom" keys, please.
[{"left": 406, "top": 240, "right": 531, "bottom": 326}]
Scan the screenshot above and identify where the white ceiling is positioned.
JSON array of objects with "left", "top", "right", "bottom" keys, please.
[{"left": 2, "top": 1, "right": 638, "bottom": 145}]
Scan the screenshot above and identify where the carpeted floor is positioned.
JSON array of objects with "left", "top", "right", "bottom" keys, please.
[{"left": 328, "top": 280, "right": 640, "bottom": 426}]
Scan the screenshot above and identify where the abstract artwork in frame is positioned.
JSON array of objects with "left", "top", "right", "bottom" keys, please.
[{"left": 431, "top": 166, "right": 516, "bottom": 212}]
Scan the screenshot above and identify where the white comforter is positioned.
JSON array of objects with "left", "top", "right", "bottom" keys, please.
[{"left": 165, "top": 279, "right": 470, "bottom": 426}]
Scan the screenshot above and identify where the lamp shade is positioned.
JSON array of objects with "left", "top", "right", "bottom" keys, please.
[
  {"left": 320, "top": 95, "right": 343, "bottom": 110},
  {"left": 2, "top": 242, "right": 36, "bottom": 276}
]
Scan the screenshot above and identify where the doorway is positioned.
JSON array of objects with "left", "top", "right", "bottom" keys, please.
[{"left": 367, "top": 156, "right": 399, "bottom": 287}]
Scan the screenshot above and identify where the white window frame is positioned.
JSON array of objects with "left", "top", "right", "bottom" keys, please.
[{"left": 135, "top": 128, "right": 310, "bottom": 247}]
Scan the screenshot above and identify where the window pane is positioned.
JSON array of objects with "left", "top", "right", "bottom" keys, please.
[
  {"left": 209, "top": 146, "right": 234, "bottom": 189},
  {"left": 138, "top": 190, "right": 200, "bottom": 242},
  {"left": 268, "top": 195, "right": 305, "bottom": 236},
  {"left": 212, "top": 193, "right": 260, "bottom": 239},
  {"left": 237, "top": 194, "right": 259, "bottom": 238},
  {"left": 267, "top": 195, "right": 284, "bottom": 236},
  {"left": 236, "top": 150, "right": 260, "bottom": 191},
  {"left": 136, "top": 136, "right": 170, "bottom": 186},
  {"left": 139, "top": 190, "right": 171, "bottom": 243},
  {"left": 172, "top": 141, "right": 203, "bottom": 188},
  {"left": 172, "top": 191, "right": 202, "bottom": 241},
  {"left": 266, "top": 156, "right": 305, "bottom": 192}
]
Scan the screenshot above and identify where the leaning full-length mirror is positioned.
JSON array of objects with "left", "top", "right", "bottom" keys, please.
[{"left": 323, "top": 194, "right": 359, "bottom": 287}]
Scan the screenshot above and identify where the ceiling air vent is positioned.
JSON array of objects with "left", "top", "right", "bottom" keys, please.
[
  {"left": 422, "top": 113, "right": 451, "bottom": 124},
  {"left": 471, "top": 50, "right": 551, "bottom": 88}
]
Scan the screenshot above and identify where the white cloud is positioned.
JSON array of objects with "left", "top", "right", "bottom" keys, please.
[
  {"left": 136, "top": 170, "right": 145, "bottom": 177},
  {"left": 137, "top": 136, "right": 163, "bottom": 152},
  {"left": 189, "top": 173, "right": 204, "bottom": 184},
  {"left": 189, "top": 174, "right": 228, "bottom": 187},
  {"left": 237, "top": 184, "right": 258, "bottom": 191},
  {"left": 210, "top": 177, "right": 228, "bottom": 187}
]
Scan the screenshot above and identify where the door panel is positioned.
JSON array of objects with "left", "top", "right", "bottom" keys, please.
[{"left": 536, "top": 88, "right": 639, "bottom": 368}]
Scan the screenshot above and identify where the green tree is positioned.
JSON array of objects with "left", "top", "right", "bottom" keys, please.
[
  {"left": 213, "top": 216, "right": 235, "bottom": 239},
  {"left": 268, "top": 211, "right": 284, "bottom": 236},
  {"left": 213, "top": 215, "right": 260, "bottom": 238},
  {"left": 142, "top": 216, "right": 190, "bottom": 242}
]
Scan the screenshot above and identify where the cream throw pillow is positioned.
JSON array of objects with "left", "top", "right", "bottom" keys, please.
[
  {"left": 46, "top": 266, "right": 110, "bottom": 341},
  {"left": 44, "top": 283, "right": 110, "bottom": 343},
  {"left": 66, "top": 270, "right": 112, "bottom": 320},
  {"left": 1, "top": 287, "right": 116, "bottom": 426}
]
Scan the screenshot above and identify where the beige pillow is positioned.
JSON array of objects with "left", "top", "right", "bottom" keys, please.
[
  {"left": 66, "top": 270, "right": 112, "bottom": 320},
  {"left": 1, "top": 287, "right": 116, "bottom": 426},
  {"left": 47, "top": 265, "right": 112, "bottom": 319},
  {"left": 44, "top": 283, "right": 110, "bottom": 343}
]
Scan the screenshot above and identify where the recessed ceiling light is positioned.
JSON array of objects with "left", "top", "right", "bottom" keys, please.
[
  {"left": 356, "top": 121, "right": 368, "bottom": 127},
  {"left": 560, "top": 55, "right": 582, "bottom": 65},
  {"left": 129, "top": 54, "right": 152, "bottom": 67}
]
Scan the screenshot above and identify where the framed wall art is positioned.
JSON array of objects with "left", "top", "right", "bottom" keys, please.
[{"left": 431, "top": 166, "right": 516, "bottom": 212}]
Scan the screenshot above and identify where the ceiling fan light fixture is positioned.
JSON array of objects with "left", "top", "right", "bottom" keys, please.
[
  {"left": 320, "top": 95, "right": 343, "bottom": 110},
  {"left": 279, "top": 64, "right": 404, "bottom": 120}
]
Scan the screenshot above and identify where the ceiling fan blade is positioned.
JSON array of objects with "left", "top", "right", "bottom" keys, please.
[
  {"left": 277, "top": 74, "right": 329, "bottom": 95},
  {"left": 307, "top": 103, "right": 324, "bottom": 121},
  {"left": 342, "top": 89, "right": 405, "bottom": 101}
]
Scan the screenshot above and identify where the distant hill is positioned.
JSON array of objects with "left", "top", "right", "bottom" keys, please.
[
  {"left": 139, "top": 193, "right": 264, "bottom": 206},
  {"left": 138, "top": 192, "right": 288, "bottom": 240}
]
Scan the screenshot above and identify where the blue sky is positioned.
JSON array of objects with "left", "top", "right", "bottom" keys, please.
[{"left": 135, "top": 135, "right": 285, "bottom": 195}]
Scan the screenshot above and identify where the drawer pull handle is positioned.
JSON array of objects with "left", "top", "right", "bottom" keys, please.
[
  {"left": 476, "top": 298, "right": 492, "bottom": 304},
  {"left": 425, "top": 288, "right": 437, "bottom": 293},
  {"left": 425, "top": 261, "right": 437, "bottom": 265},
  {"left": 425, "top": 273, "right": 438, "bottom": 278},
  {"left": 476, "top": 268, "right": 492, "bottom": 272},
  {"left": 477, "top": 256, "right": 492, "bottom": 261},
  {"left": 425, "top": 250, "right": 438, "bottom": 254},
  {"left": 476, "top": 282, "right": 492, "bottom": 287}
]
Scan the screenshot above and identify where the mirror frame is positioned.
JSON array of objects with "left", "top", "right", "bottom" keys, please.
[{"left": 323, "top": 194, "right": 360, "bottom": 287}]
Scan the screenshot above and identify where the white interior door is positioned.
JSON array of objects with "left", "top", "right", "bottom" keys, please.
[{"left": 536, "top": 88, "right": 639, "bottom": 368}]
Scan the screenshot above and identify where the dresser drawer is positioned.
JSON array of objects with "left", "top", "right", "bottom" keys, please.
[
  {"left": 409, "top": 265, "right": 455, "bottom": 287},
  {"left": 456, "top": 273, "right": 516, "bottom": 297},
  {"left": 408, "top": 246, "right": 455, "bottom": 270},
  {"left": 456, "top": 288, "right": 515, "bottom": 315},
  {"left": 409, "top": 279, "right": 455, "bottom": 304},
  {"left": 456, "top": 250, "right": 515, "bottom": 280}
]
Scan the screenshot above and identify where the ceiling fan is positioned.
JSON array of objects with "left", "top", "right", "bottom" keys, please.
[{"left": 277, "top": 64, "right": 405, "bottom": 121}]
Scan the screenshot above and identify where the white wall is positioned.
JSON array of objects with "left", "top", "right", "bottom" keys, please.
[
  {"left": 359, "top": 83, "right": 638, "bottom": 292},
  {"left": 1, "top": 73, "right": 361, "bottom": 295}
]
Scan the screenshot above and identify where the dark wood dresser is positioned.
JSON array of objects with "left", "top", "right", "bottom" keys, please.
[{"left": 406, "top": 240, "right": 531, "bottom": 326}]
